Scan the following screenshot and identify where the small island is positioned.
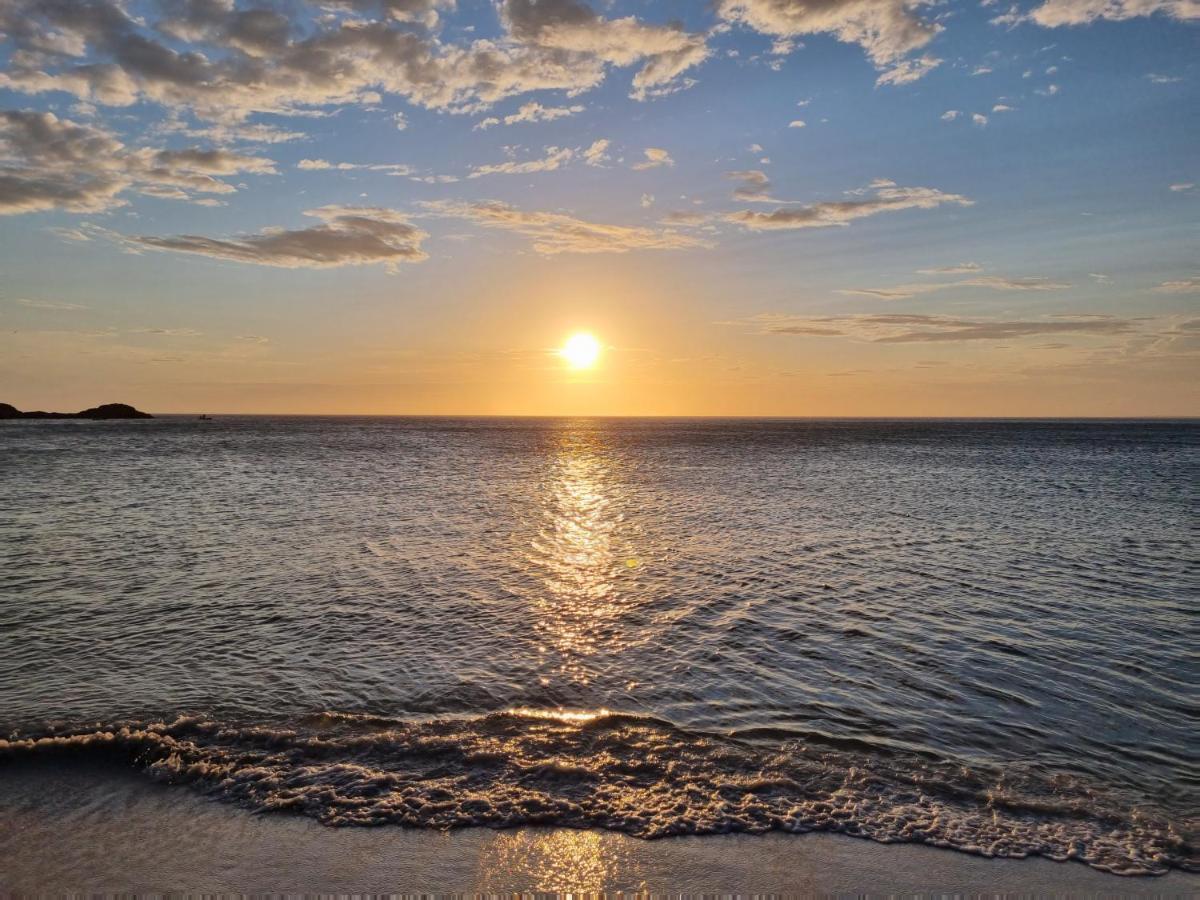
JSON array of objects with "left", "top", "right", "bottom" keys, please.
[{"left": 0, "top": 402, "right": 153, "bottom": 420}]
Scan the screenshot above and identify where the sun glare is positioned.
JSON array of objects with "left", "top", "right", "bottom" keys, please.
[{"left": 560, "top": 332, "right": 602, "bottom": 370}]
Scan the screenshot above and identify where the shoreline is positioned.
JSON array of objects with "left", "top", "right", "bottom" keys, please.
[{"left": 2, "top": 760, "right": 1195, "bottom": 894}]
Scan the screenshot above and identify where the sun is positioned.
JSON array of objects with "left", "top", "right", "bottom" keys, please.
[{"left": 560, "top": 331, "right": 602, "bottom": 370}]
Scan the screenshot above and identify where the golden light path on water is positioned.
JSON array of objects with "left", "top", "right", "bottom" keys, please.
[
  {"left": 496, "top": 424, "right": 647, "bottom": 886},
  {"left": 518, "top": 423, "right": 651, "bottom": 689}
]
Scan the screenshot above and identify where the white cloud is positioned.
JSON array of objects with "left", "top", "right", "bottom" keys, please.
[
  {"left": 717, "top": 0, "right": 941, "bottom": 75},
  {"left": 583, "top": 138, "right": 611, "bottom": 167},
  {"left": 297, "top": 159, "right": 413, "bottom": 175},
  {"left": 876, "top": 55, "right": 942, "bottom": 86},
  {"left": 632, "top": 147, "right": 674, "bottom": 170},
  {"left": 788, "top": 119, "right": 806, "bottom": 128},
  {"left": 473, "top": 101, "right": 585, "bottom": 130},
  {"left": 1030, "top": 0, "right": 1198, "bottom": 27},
  {"left": 469, "top": 146, "right": 575, "bottom": 178}
]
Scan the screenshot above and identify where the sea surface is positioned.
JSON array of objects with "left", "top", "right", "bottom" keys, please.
[{"left": 1, "top": 417, "right": 1196, "bottom": 875}]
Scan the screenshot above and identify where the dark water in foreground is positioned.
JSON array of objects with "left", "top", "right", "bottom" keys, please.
[{"left": 1, "top": 418, "right": 1196, "bottom": 874}]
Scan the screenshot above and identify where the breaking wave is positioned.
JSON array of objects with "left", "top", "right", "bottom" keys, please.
[{"left": 2, "top": 709, "right": 1193, "bottom": 876}]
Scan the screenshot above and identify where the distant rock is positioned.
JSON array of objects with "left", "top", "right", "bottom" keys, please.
[
  {"left": 77, "top": 403, "right": 154, "bottom": 419},
  {"left": 0, "top": 402, "right": 153, "bottom": 420}
]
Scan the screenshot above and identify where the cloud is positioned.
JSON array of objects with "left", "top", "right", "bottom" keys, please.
[
  {"left": 992, "top": 103, "right": 1015, "bottom": 112},
  {"left": 131, "top": 327, "right": 204, "bottom": 336},
  {"left": 123, "top": 206, "right": 428, "bottom": 270},
  {"left": 1154, "top": 277, "right": 1200, "bottom": 293},
  {"left": 0, "top": 109, "right": 275, "bottom": 215},
  {"left": 582, "top": 138, "right": 611, "bottom": 166},
  {"left": 660, "top": 210, "right": 710, "bottom": 226},
  {"left": 297, "top": 159, "right": 415, "bottom": 175},
  {"left": 917, "top": 262, "right": 983, "bottom": 274},
  {"left": 632, "top": 147, "right": 674, "bottom": 170},
  {"left": 14, "top": 297, "right": 89, "bottom": 310},
  {"left": 468, "top": 145, "right": 577, "bottom": 177},
  {"left": 876, "top": 54, "right": 942, "bottom": 86},
  {"left": 941, "top": 109, "right": 961, "bottom": 121},
  {"left": 788, "top": 119, "right": 806, "bottom": 128},
  {"left": 837, "top": 273, "right": 1071, "bottom": 299},
  {"left": 726, "top": 180, "right": 972, "bottom": 231},
  {"left": 425, "top": 199, "right": 710, "bottom": 254},
  {"left": 1029, "top": 0, "right": 1198, "bottom": 27},
  {"left": 1146, "top": 73, "right": 1183, "bottom": 84},
  {"left": 500, "top": 0, "right": 711, "bottom": 101},
  {"left": 0, "top": 0, "right": 708, "bottom": 123},
  {"left": 1169, "top": 182, "right": 1195, "bottom": 192},
  {"left": 727, "top": 169, "right": 775, "bottom": 202},
  {"left": 972, "top": 113, "right": 989, "bottom": 126},
  {"left": 474, "top": 101, "right": 585, "bottom": 130},
  {"left": 754, "top": 312, "right": 1138, "bottom": 343},
  {"left": 640, "top": 193, "right": 655, "bottom": 208},
  {"left": 716, "top": 0, "right": 941, "bottom": 75}
]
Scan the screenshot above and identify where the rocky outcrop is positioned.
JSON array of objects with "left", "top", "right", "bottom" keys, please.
[{"left": 0, "top": 402, "right": 153, "bottom": 419}]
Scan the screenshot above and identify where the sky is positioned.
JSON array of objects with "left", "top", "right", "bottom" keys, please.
[{"left": 0, "top": 0, "right": 1196, "bottom": 416}]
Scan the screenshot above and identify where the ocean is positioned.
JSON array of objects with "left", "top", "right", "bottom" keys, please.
[{"left": 1, "top": 417, "right": 1196, "bottom": 876}]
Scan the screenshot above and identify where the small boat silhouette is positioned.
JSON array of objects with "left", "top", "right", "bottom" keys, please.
[{"left": 198, "top": 414, "right": 213, "bottom": 421}]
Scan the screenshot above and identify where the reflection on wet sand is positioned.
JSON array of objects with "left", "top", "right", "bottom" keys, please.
[{"left": 475, "top": 828, "right": 644, "bottom": 894}]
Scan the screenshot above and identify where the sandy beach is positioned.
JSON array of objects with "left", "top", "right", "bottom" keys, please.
[{"left": 2, "top": 760, "right": 1194, "bottom": 894}]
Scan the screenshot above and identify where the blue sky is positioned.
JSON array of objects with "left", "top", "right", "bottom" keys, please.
[{"left": 0, "top": 0, "right": 1196, "bottom": 414}]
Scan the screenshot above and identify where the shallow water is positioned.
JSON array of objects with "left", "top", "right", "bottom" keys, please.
[{"left": 1, "top": 417, "right": 1196, "bottom": 874}]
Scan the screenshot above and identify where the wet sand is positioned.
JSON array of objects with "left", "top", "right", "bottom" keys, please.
[{"left": 2, "top": 760, "right": 1195, "bottom": 894}]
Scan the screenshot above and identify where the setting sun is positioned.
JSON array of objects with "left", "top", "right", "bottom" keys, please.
[{"left": 560, "top": 332, "right": 602, "bottom": 370}]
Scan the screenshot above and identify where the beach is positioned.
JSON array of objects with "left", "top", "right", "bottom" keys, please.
[{"left": 4, "top": 759, "right": 1196, "bottom": 894}]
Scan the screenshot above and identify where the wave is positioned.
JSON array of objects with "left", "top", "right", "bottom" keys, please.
[{"left": 1, "top": 709, "right": 1193, "bottom": 876}]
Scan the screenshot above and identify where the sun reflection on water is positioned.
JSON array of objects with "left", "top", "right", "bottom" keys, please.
[
  {"left": 506, "top": 706, "right": 613, "bottom": 723},
  {"left": 519, "top": 423, "right": 646, "bottom": 686}
]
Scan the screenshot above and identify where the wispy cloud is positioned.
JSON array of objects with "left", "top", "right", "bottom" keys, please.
[
  {"left": 1154, "top": 277, "right": 1200, "bottom": 293},
  {"left": 469, "top": 146, "right": 575, "bottom": 178},
  {"left": 123, "top": 206, "right": 428, "bottom": 271},
  {"left": 13, "top": 297, "right": 89, "bottom": 311},
  {"left": 425, "top": 200, "right": 710, "bottom": 255},
  {"left": 838, "top": 273, "right": 1071, "bottom": 300},
  {"left": 474, "top": 102, "right": 585, "bottom": 130},
  {"left": 752, "top": 312, "right": 1138, "bottom": 343},
  {"left": 726, "top": 180, "right": 972, "bottom": 231}
]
